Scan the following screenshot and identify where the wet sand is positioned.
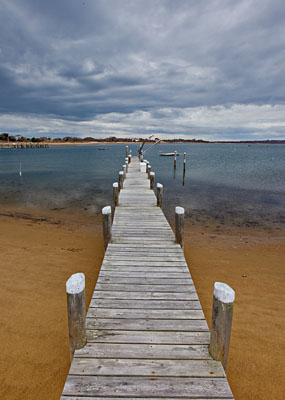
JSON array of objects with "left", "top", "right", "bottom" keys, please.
[{"left": 0, "top": 211, "right": 284, "bottom": 399}]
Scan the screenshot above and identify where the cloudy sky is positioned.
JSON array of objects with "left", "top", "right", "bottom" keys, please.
[{"left": 0, "top": 0, "right": 284, "bottom": 140}]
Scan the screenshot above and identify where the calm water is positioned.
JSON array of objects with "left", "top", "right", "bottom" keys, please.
[{"left": 0, "top": 143, "right": 284, "bottom": 232}]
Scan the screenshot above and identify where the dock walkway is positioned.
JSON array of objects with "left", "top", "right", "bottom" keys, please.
[{"left": 61, "top": 157, "right": 234, "bottom": 399}]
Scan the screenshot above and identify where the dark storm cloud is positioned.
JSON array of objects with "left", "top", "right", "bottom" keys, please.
[{"left": 0, "top": 0, "right": 284, "bottom": 139}]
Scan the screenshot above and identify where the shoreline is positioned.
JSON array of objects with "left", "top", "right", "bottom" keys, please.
[{"left": 0, "top": 208, "right": 284, "bottom": 399}]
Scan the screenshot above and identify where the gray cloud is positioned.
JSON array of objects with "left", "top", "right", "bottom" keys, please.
[{"left": 0, "top": 0, "right": 284, "bottom": 139}]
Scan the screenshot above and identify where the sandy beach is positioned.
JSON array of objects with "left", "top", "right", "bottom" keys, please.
[{"left": 0, "top": 210, "right": 284, "bottom": 399}]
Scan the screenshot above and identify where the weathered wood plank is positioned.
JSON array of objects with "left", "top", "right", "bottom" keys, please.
[
  {"left": 86, "top": 318, "right": 208, "bottom": 331},
  {"left": 74, "top": 343, "right": 211, "bottom": 359},
  {"left": 86, "top": 329, "right": 210, "bottom": 344},
  {"left": 95, "top": 283, "right": 195, "bottom": 292},
  {"left": 100, "top": 266, "right": 190, "bottom": 273},
  {"left": 87, "top": 308, "right": 204, "bottom": 319},
  {"left": 99, "top": 271, "right": 189, "bottom": 278},
  {"left": 62, "top": 376, "right": 234, "bottom": 398},
  {"left": 92, "top": 290, "right": 199, "bottom": 300},
  {"left": 97, "top": 277, "right": 192, "bottom": 285},
  {"left": 89, "top": 299, "right": 201, "bottom": 309},
  {"left": 69, "top": 358, "right": 225, "bottom": 377}
]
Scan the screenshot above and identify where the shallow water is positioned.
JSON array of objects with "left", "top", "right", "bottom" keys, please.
[{"left": 0, "top": 143, "right": 284, "bottom": 233}]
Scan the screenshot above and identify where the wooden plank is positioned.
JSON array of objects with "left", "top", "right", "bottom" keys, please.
[
  {"left": 89, "top": 299, "right": 201, "bottom": 309},
  {"left": 86, "top": 330, "right": 210, "bottom": 344},
  {"left": 69, "top": 358, "right": 225, "bottom": 377},
  {"left": 62, "top": 397, "right": 233, "bottom": 400},
  {"left": 92, "top": 290, "right": 199, "bottom": 300},
  {"left": 100, "top": 266, "right": 190, "bottom": 273},
  {"left": 99, "top": 271, "right": 189, "bottom": 278},
  {"left": 97, "top": 277, "right": 192, "bottom": 285},
  {"left": 102, "top": 260, "right": 187, "bottom": 267},
  {"left": 95, "top": 283, "right": 195, "bottom": 292},
  {"left": 85, "top": 318, "right": 208, "bottom": 331},
  {"left": 74, "top": 343, "right": 211, "bottom": 359},
  {"left": 87, "top": 308, "right": 204, "bottom": 319},
  {"left": 62, "top": 376, "right": 234, "bottom": 398}
]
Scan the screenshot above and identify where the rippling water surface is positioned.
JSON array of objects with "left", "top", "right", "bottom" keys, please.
[{"left": 0, "top": 143, "right": 284, "bottom": 232}]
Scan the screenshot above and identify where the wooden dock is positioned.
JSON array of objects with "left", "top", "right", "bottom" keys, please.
[{"left": 61, "top": 156, "right": 234, "bottom": 399}]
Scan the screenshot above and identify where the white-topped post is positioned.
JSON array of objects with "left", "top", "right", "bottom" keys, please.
[
  {"left": 125, "top": 145, "right": 128, "bottom": 158},
  {"left": 128, "top": 154, "right": 132, "bottom": 163},
  {"left": 209, "top": 282, "right": 235, "bottom": 372},
  {"left": 175, "top": 206, "right": 184, "bottom": 248},
  {"left": 119, "top": 171, "right": 124, "bottom": 190},
  {"left": 150, "top": 171, "right": 155, "bottom": 190},
  {"left": 123, "top": 164, "right": 127, "bottom": 179},
  {"left": 157, "top": 183, "right": 163, "bottom": 207},
  {"left": 113, "top": 182, "right": 119, "bottom": 206},
  {"left": 144, "top": 160, "right": 149, "bottom": 173},
  {"left": 174, "top": 151, "right": 177, "bottom": 168},
  {"left": 102, "top": 205, "right": 112, "bottom": 250},
  {"left": 147, "top": 165, "right": 151, "bottom": 179},
  {"left": 66, "top": 272, "right": 86, "bottom": 361},
  {"left": 125, "top": 157, "right": 129, "bottom": 166}
]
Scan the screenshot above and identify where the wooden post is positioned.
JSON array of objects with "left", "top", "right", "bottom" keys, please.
[
  {"left": 102, "top": 205, "right": 112, "bottom": 249},
  {"left": 174, "top": 151, "right": 177, "bottom": 168},
  {"left": 144, "top": 160, "right": 149, "bottom": 173},
  {"left": 157, "top": 183, "right": 163, "bottom": 207},
  {"left": 182, "top": 152, "right": 186, "bottom": 186},
  {"left": 209, "top": 282, "right": 235, "bottom": 372},
  {"left": 125, "top": 157, "right": 129, "bottom": 165},
  {"left": 175, "top": 206, "right": 184, "bottom": 248},
  {"left": 123, "top": 165, "right": 127, "bottom": 179},
  {"left": 119, "top": 171, "right": 124, "bottom": 190},
  {"left": 125, "top": 145, "right": 128, "bottom": 157},
  {"left": 128, "top": 154, "right": 132, "bottom": 163},
  {"left": 150, "top": 171, "right": 155, "bottom": 190},
  {"left": 66, "top": 272, "right": 86, "bottom": 361},
  {"left": 125, "top": 161, "right": 128, "bottom": 173},
  {"left": 113, "top": 182, "right": 119, "bottom": 206},
  {"left": 147, "top": 165, "right": 151, "bottom": 179}
]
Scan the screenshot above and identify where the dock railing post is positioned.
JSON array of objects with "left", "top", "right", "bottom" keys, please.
[
  {"left": 123, "top": 165, "right": 127, "bottom": 179},
  {"left": 125, "top": 145, "right": 128, "bottom": 158},
  {"left": 113, "top": 182, "right": 119, "bottom": 206},
  {"left": 102, "top": 206, "right": 112, "bottom": 249},
  {"left": 209, "top": 282, "right": 235, "bottom": 373},
  {"left": 157, "top": 183, "right": 163, "bottom": 207},
  {"left": 175, "top": 206, "right": 184, "bottom": 248},
  {"left": 150, "top": 171, "right": 155, "bottom": 190},
  {"left": 147, "top": 165, "right": 151, "bottom": 179},
  {"left": 119, "top": 171, "right": 124, "bottom": 190},
  {"left": 66, "top": 272, "right": 86, "bottom": 362},
  {"left": 125, "top": 157, "right": 129, "bottom": 166},
  {"left": 128, "top": 154, "right": 132, "bottom": 163}
]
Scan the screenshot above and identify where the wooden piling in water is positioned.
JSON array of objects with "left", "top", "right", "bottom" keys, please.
[
  {"left": 209, "top": 282, "right": 235, "bottom": 372},
  {"left": 175, "top": 206, "right": 184, "bottom": 248},
  {"left": 123, "top": 165, "right": 127, "bottom": 179},
  {"left": 119, "top": 171, "right": 124, "bottom": 190},
  {"left": 66, "top": 273, "right": 86, "bottom": 361},
  {"left": 113, "top": 182, "right": 119, "bottom": 206},
  {"left": 174, "top": 151, "right": 177, "bottom": 168},
  {"left": 157, "top": 183, "right": 163, "bottom": 207},
  {"left": 125, "top": 145, "right": 128, "bottom": 158},
  {"left": 150, "top": 171, "right": 155, "bottom": 190},
  {"left": 102, "top": 206, "right": 112, "bottom": 249}
]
